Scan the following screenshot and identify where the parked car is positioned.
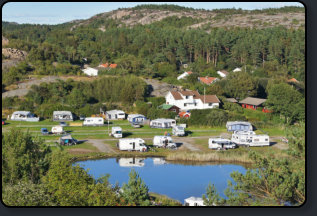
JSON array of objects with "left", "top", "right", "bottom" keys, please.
[
  {"left": 79, "top": 115, "right": 85, "bottom": 121},
  {"left": 41, "top": 128, "right": 49, "bottom": 135},
  {"left": 59, "top": 121, "right": 68, "bottom": 127},
  {"left": 131, "top": 122, "right": 142, "bottom": 128}
]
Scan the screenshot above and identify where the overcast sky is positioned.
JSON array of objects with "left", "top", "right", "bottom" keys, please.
[{"left": 2, "top": 2, "right": 304, "bottom": 25}]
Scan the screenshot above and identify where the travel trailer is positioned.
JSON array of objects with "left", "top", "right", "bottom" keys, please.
[
  {"left": 118, "top": 158, "right": 145, "bottom": 167},
  {"left": 172, "top": 125, "right": 185, "bottom": 136},
  {"left": 127, "top": 114, "right": 146, "bottom": 124},
  {"left": 150, "top": 118, "right": 176, "bottom": 129},
  {"left": 11, "top": 111, "right": 39, "bottom": 122},
  {"left": 53, "top": 111, "right": 73, "bottom": 121},
  {"left": 106, "top": 110, "right": 125, "bottom": 120},
  {"left": 117, "top": 138, "right": 147, "bottom": 152},
  {"left": 231, "top": 131, "right": 270, "bottom": 147},
  {"left": 184, "top": 197, "right": 206, "bottom": 206},
  {"left": 226, "top": 121, "right": 253, "bottom": 132},
  {"left": 208, "top": 138, "right": 236, "bottom": 150},
  {"left": 153, "top": 136, "right": 177, "bottom": 149},
  {"left": 111, "top": 127, "right": 123, "bottom": 138},
  {"left": 51, "top": 126, "right": 65, "bottom": 135},
  {"left": 83, "top": 117, "right": 104, "bottom": 126}
]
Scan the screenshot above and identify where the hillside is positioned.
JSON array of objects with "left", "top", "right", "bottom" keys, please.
[{"left": 69, "top": 5, "right": 305, "bottom": 31}]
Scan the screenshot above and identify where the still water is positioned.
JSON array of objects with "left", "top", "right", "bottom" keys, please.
[{"left": 74, "top": 157, "right": 247, "bottom": 203}]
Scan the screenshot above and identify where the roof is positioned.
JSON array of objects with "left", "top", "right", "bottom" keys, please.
[
  {"left": 199, "top": 95, "right": 220, "bottom": 103},
  {"left": 184, "top": 197, "right": 204, "bottom": 202},
  {"left": 128, "top": 114, "right": 145, "bottom": 118},
  {"left": 226, "top": 98, "right": 238, "bottom": 103},
  {"left": 152, "top": 118, "right": 175, "bottom": 123},
  {"left": 12, "top": 111, "right": 31, "bottom": 115},
  {"left": 112, "top": 126, "right": 122, "bottom": 130},
  {"left": 239, "top": 97, "right": 267, "bottom": 106},
  {"left": 288, "top": 78, "right": 299, "bottom": 83},
  {"left": 226, "top": 121, "right": 252, "bottom": 126},
  {"left": 218, "top": 70, "right": 229, "bottom": 75},
  {"left": 109, "top": 64, "right": 117, "bottom": 68},
  {"left": 233, "top": 67, "right": 242, "bottom": 72},
  {"left": 53, "top": 111, "right": 72, "bottom": 115},
  {"left": 179, "top": 112, "right": 191, "bottom": 117},
  {"left": 106, "top": 110, "right": 125, "bottom": 114},
  {"left": 186, "top": 71, "right": 193, "bottom": 74},
  {"left": 170, "top": 91, "right": 183, "bottom": 100},
  {"left": 60, "top": 135, "right": 73, "bottom": 140},
  {"left": 85, "top": 117, "right": 103, "bottom": 120},
  {"left": 100, "top": 63, "right": 109, "bottom": 68},
  {"left": 199, "top": 77, "right": 218, "bottom": 85}
]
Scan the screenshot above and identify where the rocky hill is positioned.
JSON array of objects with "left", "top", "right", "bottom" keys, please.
[{"left": 70, "top": 5, "right": 305, "bottom": 31}]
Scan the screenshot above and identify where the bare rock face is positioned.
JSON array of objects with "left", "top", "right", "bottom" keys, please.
[
  {"left": 2, "top": 36, "right": 9, "bottom": 46},
  {"left": 2, "top": 48, "right": 27, "bottom": 60}
]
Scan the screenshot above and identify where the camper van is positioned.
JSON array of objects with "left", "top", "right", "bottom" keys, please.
[
  {"left": 172, "top": 125, "right": 185, "bottom": 136},
  {"left": 51, "top": 126, "right": 64, "bottom": 134},
  {"left": 117, "top": 138, "right": 147, "bottom": 152},
  {"left": 150, "top": 119, "right": 176, "bottom": 129},
  {"left": 83, "top": 117, "right": 104, "bottom": 126},
  {"left": 231, "top": 131, "right": 270, "bottom": 147},
  {"left": 118, "top": 158, "right": 145, "bottom": 167},
  {"left": 208, "top": 138, "right": 236, "bottom": 150},
  {"left": 153, "top": 136, "right": 177, "bottom": 149},
  {"left": 111, "top": 127, "right": 123, "bottom": 138}
]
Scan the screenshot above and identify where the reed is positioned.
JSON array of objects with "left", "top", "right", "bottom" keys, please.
[{"left": 166, "top": 151, "right": 252, "bottom": 164}]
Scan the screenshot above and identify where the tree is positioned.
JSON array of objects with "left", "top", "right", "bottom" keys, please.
[
  {"left": 120, "top": 169, "right": 151, "bottom": 206},
  {"left": 202, "top": 184, "right": 224, "bottom": 206},
  {"left": 224, "top": 72, "right": 258, "bottom": 99},
  {"left": 2, "top": 129, "right": 51, "bottom": 185}
]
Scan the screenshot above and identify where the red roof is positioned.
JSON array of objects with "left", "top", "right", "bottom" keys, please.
[
  {"left": 179, "top": 112, "right": 191, "bottom": 118},
  {"left": 186, "top": 71, "right": 193, "bottom": 75},
  {"left": 199, "top": 95, "right": 220, "bottom": 103},
  {"left": 101, "top": 63, "right": 109, "bottom": 68},
  {"left": 288, "top": 78, "right": 299, "bottom": 83},
  {"left": 199, "top": 77, "right": 218, "bottom": 85},
  {"left": 109, "top": 64, "right": 117, "bottom": 68}
]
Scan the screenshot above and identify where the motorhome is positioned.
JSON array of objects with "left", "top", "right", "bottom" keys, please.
[
  {"left": 231, "top": 131, "right": 270, "bottom": 147},
  {"left": 118, "top": 158, "right": 145, "bottom": 167},
  {"left": 208, "top": 138, "right": 236, "bottom": 150},
  {"left": 172, "top": 125, "right": 185, "bottom": 136},
  {"left": 150, "top": 118, "right": 176, "bottom": 129},
  {"left": 51, "top": 126, "right": 65, "bottom": 135},
  {"left": 153, "top": 136, "right": 177, "bottom": 149},
  {"left": 117, "top": 138, "right": 147, "bottom": 152},
  {"left": 11, "top": 111, "right": 39, "bottom": 122},
  {"left": 83, "top": 117, "right": 104, "bottom": 126},
  {"left": 111, "top": 127, "right": 123, "bottom": 138}
]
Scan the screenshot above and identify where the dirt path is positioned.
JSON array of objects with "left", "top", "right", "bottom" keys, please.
[
  {"left": 86, "top": 139, "right": 117, "bottom": 153},
  {"left": 173, "top": 137, "right": 202, "bottom": 151}
]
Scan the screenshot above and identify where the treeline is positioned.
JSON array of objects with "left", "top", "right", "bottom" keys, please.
[
  {"left": 2, "top": 13, "right": 305, "bottom": 81},
  {"left": 2, "top": 76, "right": 147, "bottom": 118}
]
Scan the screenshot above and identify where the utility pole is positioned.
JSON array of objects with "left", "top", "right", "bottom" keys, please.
[{"left": 204, "top": 87, "right": 206, "bottom": 109}]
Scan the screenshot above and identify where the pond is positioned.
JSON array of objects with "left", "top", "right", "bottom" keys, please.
[{"left": 74, "top": 157, "right": 247, "bottom": 203}]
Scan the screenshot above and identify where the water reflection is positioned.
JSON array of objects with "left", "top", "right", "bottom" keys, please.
[{"left": 117, "top": 157, "right": 145, "bottom": 167}]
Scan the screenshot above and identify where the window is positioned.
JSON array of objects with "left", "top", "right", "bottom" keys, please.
[
  {"left": 265, "top": 139, "right": 268, "bottom": 141},
  {"left": 186, "top": 96, "right": 189, "bottom": 99},
  {"left": 194, "top": 103, "right": 197, "bottom": 106},
  {"left": 254, "top": 139, "right": 259, "bottom": 142},
  {"left": 209, "top": 103, "right": 213, "bottom": 106},
  {"left": 184, "top": 103, "right": 187, "bottom": 107}
]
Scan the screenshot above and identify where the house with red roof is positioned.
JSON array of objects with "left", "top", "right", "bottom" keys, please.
[
  {"left": 98, "top": 63, "right": 117, "bottom": 69},
  {"left": 198, "top": 76, "right": 219, "bottom": 85},
  {"left": 165, "top": 90, "right": 220, "bottom": 110}
]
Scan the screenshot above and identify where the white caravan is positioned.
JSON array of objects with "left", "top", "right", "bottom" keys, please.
[
  {"left": 106, "top": 110, "right": 126, "bottom": 120},
  {"left": 51, "top": 126, "right": 64, "bottom": 134},
  {"left": 118, "top": 158, "right": 145, "bottom": 167},
  {"left": 111, "top": 127, "right": 123, "bottom": 138},
  {"left": 153, "top": 136, "right": 177, "bottom": 149},
  {"left": 231, "top": 131, "right": 270, "bottom": 147},
  {"left": 208, "top": 138, "right": 236, "bottom": 150},
  {"left": 83, "top": 117, "right": 104, "bottom": 126},
  {"left": 150, "top": 118, "right": 176, "bottom": 128},
  {"left": 11, "top": 111, "right": 39, "bottom": 122},
  {"left": 117, "top": 138, "right": 147, "bottom": 152},
  {"left": 172, "top": 125, "right": 185, "bottom": 136},
  {"left": 184, "top": 197, "right": 206, "bottom": 206}
]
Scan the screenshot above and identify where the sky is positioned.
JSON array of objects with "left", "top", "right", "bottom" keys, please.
[{"left": 2, "top": 2, "right": 304, "bottom": 25}]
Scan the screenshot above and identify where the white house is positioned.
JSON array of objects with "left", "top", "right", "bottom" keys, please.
[
  {"left": 82, "top": 67, "right": 98, "bottom": 76},
  {"left": 165, "top": 90, "right": 220, "bottom": 110},
  {"left": 106, "top": 110, "right": 126, "bottom": 120},
  {"left": 233, "top": 67, "right": 242, "bottom": 72},
  {"left": 184, "top": 197, "right": 206, "bottom": 206},
  {"left": 177, "top": 71, "right": 193, "bottom": 80},
  {"left": 217, "top": 70, "right": 229, "bottom": 78},
  {"left": 11, "top": 111, "right": 39, "bottom": 122}
]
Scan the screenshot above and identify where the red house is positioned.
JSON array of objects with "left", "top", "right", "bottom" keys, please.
[{"left": 239, "top": 97, "right": 271, "bottom": 113}]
